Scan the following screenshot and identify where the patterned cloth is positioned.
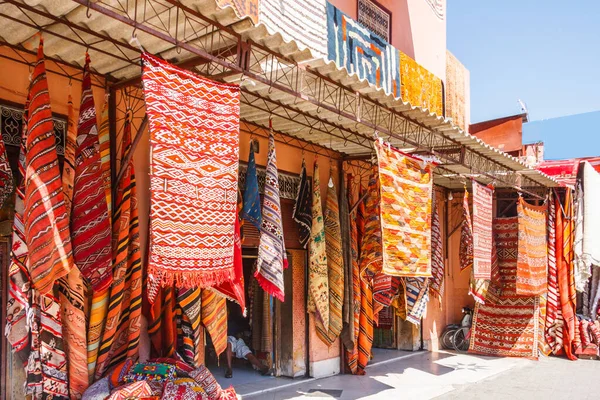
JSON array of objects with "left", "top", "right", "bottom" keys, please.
[
  {"left": 556, "top": 191, "right": 578, "bottom": 360},
  {"left": 148, "top": 287, "right": 177, "bottom": 359},
  {"left": 107, "top": 381, "right": 153, "bottom": 400},
  {"left": 375, "top": 140, "right": 434, "bottom": 277},
  {"left": 88, "top": 289, "right": 110, "bottom": 380},
  {"left": 359, "top": 169, "right": 383, "bottom": 281},
  {"left": 459, "top": 191, "right": 474, "bottom": 272},
  {"left": 82, "top": 377, "right": 111, "bottom": 400},
  {"left": 308, "top": 161, "right": 329, "bottom": 331},
  {"left": 201, "top": 289, "right": 228, "bottom": 357},
  {"left": 95, "top": 116, "right": 143, "bottom": 379},
  {"left": 58, "top": 268, "right": 89, "bottom": 398},
  {"left": 124, "top": 363, "right": 176, "bottom": 383},
  {"left": 189, "top": 365, "right": 237, "bottom": 400},
  {"left": 72, "top": 52, "right": 112, "bottom": 291},
  {"left": 469, "top": 296, "right": 540, "bottom": 359},
  {"left": 469, "top": 239, "right": 498, "bottom": 305},
  {"left": 472, "top": 182, "right": 493, "bottom": 279},
  {"left": 255, "top": 132, "right": 288, "bottom": 301},
  {"left": 6, "top": 93, "right": 31, "bottom": 365},
  {"left": 142, "top": 52, "right": 239, "bottom": 296},
  {"left": 430, "top": 192, "right": 445, "bottom": 299},
  {"left": 445, "top": 51, "right": 468, "bottom": 131},
  {"left": 315, "top": 176, "right": 344, "bottom": 346},
  {"left": 545, "top": 193, "right": 563, "bottom": 354},
  {"left": 400, "top": 51, "right": 444, "bottom": 116},
  {"left": 24, "top": 38, "right": 73, "bottom": 294},
  {"left": 0, "top": 121, "right": 13, "bottom": 206},
  {"left": 405, "top": 278, "right": 430, "bottom": 325},
  {"left": 326, "top": 2, "right": 401, "bottom": 97},
  {"left": 573, "top": 180, "right": 587, "bottom": 292},
  {"left": 344, "top": 175, "right": 361, "bottom": 374},
  {"left": 242, "top": 147, "right": 262, "bottom": 232},
  {"left": 98, "top": 100, "right": 112, "bottom": 220},
  {"left": 516, "top": 198, "right": 548, "bottom": 296},
  {"left": 63, "top": 93, "right": 77, "bottom": 215},
  {"left": 176, "top": 288, "right": 203, "bottom": 367},
  {"left": 161, "top": 381, "right": 206, "bottom": 400},
  {"left": 356, "top": 170, "right": 378, "bottom": 375},
  {"left": 293, "top": 159, "right": 312, "bottom": 248}
]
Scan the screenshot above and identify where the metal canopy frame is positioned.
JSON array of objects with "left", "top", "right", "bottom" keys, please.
[{"left": 0, "top": 0, "right": 555, "bottom": 198}]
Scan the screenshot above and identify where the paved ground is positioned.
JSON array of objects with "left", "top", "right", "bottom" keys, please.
[{"left": 235, "top": 350, "right": 599, "bottom": 400}]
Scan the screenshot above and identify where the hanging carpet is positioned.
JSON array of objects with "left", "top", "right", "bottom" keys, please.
[
  {"left": 62, "top": 94, "right": 77, "bottom": 218},
  {"left": 459, "top": 191, "right": 473, "bottom": 272},
  {"left": 516, "top": 198, "right": 547, "bottom": 296},
  {"left": 293, "top": 159, "right": 312, "bottom": 248},
  {"left": 545, "top": 192, "right": 563, "bottom": 354},
  {"left": 308, "top": 161, "right": 329, "bottom": 331},
  {"left": 359, "top": 168, "right": 383, "bottom": 282},
  {"left": 581, "top": 161, "right": 600, "bottom": 268},
  {"left": 72, "top": 52, "right": 112, "bottom": 291},
  {"left": 23, "top": 37, "right": 73, "bottom": 295},
  {"left": 201, "top": 289, "right": 228, "bottom": 358},
  {"left": 494, "top": 217, "right": 519, "bottom": 297},
  {"left": 95, "top": 116, "right": 143, "bottom": 379},
  {"left": 472, "top": 182, "right": 493, "bottom": 280},
  {"left": 375, "top": 139, "right": 434, "bottom": 277},
  {"left": 242, "top": 146, "right": 262, "bottom": 232},
  {"left": 405, "top": 277, "right": 430, "bottom": 325},
  {"left": 430, "top": 192, "right": 445, "bottom": 300},
  {"left": 573, "top": 180, "right": 587, "bottom": 292},
  {"left": 98, "top": 101, "right": 112, "bottom": 219},
  {"left": 344, "top": 174, "right": 361, "bottom": 374},
  {"left": 176, "top": 288, "right": 203, "bottom": 367},
  {"left": 0, "top": 114, "right": 13, "bottom": 206},
  {"left": 255, "top": 132, "right": 288, "bottom": 301},
  {"left": 315, "top": 175, "right": 344, "bottom": 345},
  {"left": 469, "top": 296, "right": 540, "bottom": 359},
  {"left": 142, "top": 52, "right": 239, "bottom": 297}
]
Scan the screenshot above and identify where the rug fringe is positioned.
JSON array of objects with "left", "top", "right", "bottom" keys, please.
[{"left": 254, "top": 271, "right": 284, "bottom": 302}]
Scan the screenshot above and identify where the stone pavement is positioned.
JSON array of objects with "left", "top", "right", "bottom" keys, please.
[{"left": 238, "top": 350, "right": 537, "bottom": 399}]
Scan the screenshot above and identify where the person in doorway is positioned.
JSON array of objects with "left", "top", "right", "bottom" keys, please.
[
  {"left": 224, "top": 333, "right": 269, "bottom": 378},
  {"left": 224, "top": 301, "right": 269, "bottom": 378}
]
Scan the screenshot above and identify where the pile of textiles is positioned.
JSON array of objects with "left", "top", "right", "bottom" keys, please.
[
  {"left": 574, "top": 316, "right": 600, "bottom": 359},
  {"left": 82, "top": 358, "right": 237, "bottom": 400}
]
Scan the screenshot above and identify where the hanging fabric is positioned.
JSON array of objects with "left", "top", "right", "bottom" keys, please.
[
  {"left": 545, "top": 193, "right": 563, "bottom": 354},
  {"left": 57, "top": 267, "right": 89, "bottom": 398},
  {"left": 556, "top": 190, "right": 578, "bottom": 360},
  {"left": 142, "top": 52, "right": 239, "bottom": 296},
  {"left": 293, "top": 159, "right": 312, "bottom": 248},
  {"left": 201, "top": 289, "right": 228, "bottom": 358},
  {"left": 242, "top": 146, "right": 262, "bottom": 232},
  {"left": 429, "top": 192, "right": 444, "bottom": 300},
  {"left": 472, "top": 182, "right": 493, "bottom": 280},
  {"left": 340, "top": 173, "right": 354, "bottom": 349},
  {"left": 374, "top": 139, "right": 434, "bottom": 277},
  {"left": 255, "top": 131, "right": 288, "bottom": 301},
  {"left": 176, "top": 288, "right": 203, "bottom": 367},
  {"left": 459, "top": 191, "right": 473, "bottom": 272},
  {"left": 308, "top": 161, "right": 329, "bottom": 331},
  {"left": 573, "top": 180, "right": 587, "bottom": 292},
  {"left": 0, "top": 120, "right": 13, "bottom": 206},
  {"left": 359, "top": 168, "right": 383, "bottom": 282},
  {"left": 469, "top": 239, "right": 498, "bottom": 305},
  {"left": 404, "top": 278, "right": 430, "bottom": 325},
  {"left": 315, "top": 172, "right": 344, "bottom": 345},
  {"left": 24, "top": 37, "right": 74, "bottom": 295},
  {"left": 343, "top": 174, "right": 361, "bottom": 374},
  {"left": 576, "top": 162, "right": 600, "bottom": 291},
  {"left": 98, "top": 100, "right": 112, "bottom": 220},
  {"left": 356, "top": 169, "right": 379, "bottom": 375},
  {"left": 5, "top": 93, "right": 33, "bottom": 382},
  {"left": 94, "top": 115, "right": 143, "bottom": 379},
  {"left": 516, "top": 198, "right": 548, "bottom": 296},
  {"left": 72, "top": 52, "right": 113, "bottom": 291},
  {"left": 147, "top": 286, "right": 177, "bottom": 358},
  {"left": 63, "top": 93, "right": 77, "bottom": 219}
]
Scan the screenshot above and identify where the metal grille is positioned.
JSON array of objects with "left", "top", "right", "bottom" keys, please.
[
  {"left": 358, "top": 0, "right": 391, "bottom": 41},
  {"left": 0, "top": 103, "right": 66, "bottom": 155}
]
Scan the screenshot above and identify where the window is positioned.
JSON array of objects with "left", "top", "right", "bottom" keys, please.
[{"left": 357, "top": 0, "right": 392, "bottom": 42}]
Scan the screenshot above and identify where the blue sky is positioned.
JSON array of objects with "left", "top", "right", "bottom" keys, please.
[{"left": 447, "top": 1, "right": 600, "bottom": 158}]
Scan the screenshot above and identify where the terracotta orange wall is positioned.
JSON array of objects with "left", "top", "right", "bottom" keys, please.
[
  {"left": 0, "top": 47, "right": 107, "bottom": 125},
  {"left": 327, "top": 0, "right": 447, "bottom": 82},
  {"left": 470, "top": 116, "right": 524, "bottom": 154}
]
